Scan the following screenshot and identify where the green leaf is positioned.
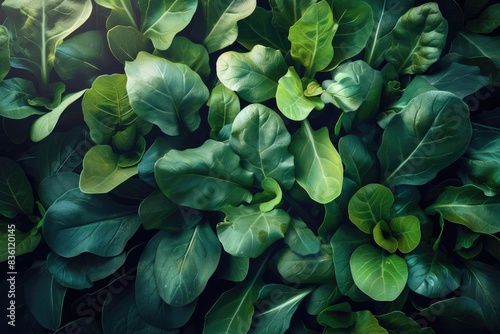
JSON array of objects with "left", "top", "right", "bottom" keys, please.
[
  {"left": 450, "top": 31, "right": 500, "bottom": 69},
  {"left": 217, "top": 204, "right": 290, "bottom": 258},
  {"left": 252, "top": 284, "right": 313, "bottom": 334},
  {"left": 79, "top": 145, "right": 138, "bottom": 194},
  {"left": 350, "top": 244, "right": 408, "bottom": 301},
  {"left": 289, "top": 0, "right": 336, "bottom": 77},
  {"left": 376, "top": 311, "right": 432, "bottom": 334},
  {"left": 276, "top": 66, "right": 317, "bottom": 121},
  {"left": 252, "top": 178, "right": 283, "bottom": 212},
  {"left": 46, "top": 251, "right": 126, "bottom": 289},
  {"left": 0, "top": 225, "right": 41, "bottom": 261},
  {"left": 154, "top": 223, "right": 221, "bottom": 306},
  {"left": 30, "top": 89, "right": 86, "bottom": 142},
  {"left": 207, "top": 84, "right": 240, "bottom": 139},
  {"left": 327, "top": 0, "right": 374, "bottom": 70},
  {"left": 237, "top": 6, "right": 290, "bottom": 52},
  {"left": 289, "top": 120, "right": 343, "bottom": 204},
  {"left": 201, "top": 0, "right": 257, "bottom": 53},
  {"left": 136, "top": 231, "right": 197, "bottom": 329},
  {"left": 373, "top": 220, "right": 398, "bottom": 253},
  {"left": 426, "top": 185, "right": 500, "bottom": 234},
  {"left": 350, "top": 310, "right": 389, "bottom": 334},
  {"left": 348, "top": 183, "right": 394, "bottom": 234},
  {"left": 305, "top": 283, "right": 342, "bottom": 316},
  {"left": 466, "top": 4, "right": 500, "bottom": 34},
  {"left": 277, "top": 243, "right": 335, "bottom": 283},
  {"left": 0, "top": 25, "right": 10, "bottom": 81},
  {"left": 24, "top": 262, "right": 67, "bottom": 331},
  {"left": 155, "top": 140, "right": 254, "bottom": 210},
  {"left": 94, "top": 0, "right": 138, "bottom": 29},
  {"left": 2, "top": 0, "right": 93, "bottom": 88},
  {"left": 0, "top": 78, "right": 43, "bottom": 119},
  {"left": 284, "top": 218, "right": 321, "bottom": 256},
  {"left": 38, "top": 172, "right": 80, "bottom": 208},
  {"left": 229, "top": 104, "right": 294, "bottom": 189},
  {"left": 390, "top": 215, "right": 421, "bottom": 253},
  {"left": 216, "top": 45, "right": 287, "bottom": 103},
  {"left": 138, "top": 0, "right": 197, "bottom": 50},
  {"left": 125, "top": 52, "right": 209, "bottom": 136},
  {"left": 404, "top": 247, "right": 461, "bottom": 298},
  {"left": 364, "top": 0, "right": 414, "bottom": 68},
  {"left": 217, "top": 254, "right": 250, "bottom": 282},
  {"left": 0, "top": 157, "right": 34, "bottom": 218},
  {"left": 107, "top": 25, "right": 154, "bottom": 64},
  {"left": 317, "top": 302, "right": 355, "bottom": 329},
  {"left": 269, "top": 0, "right": 315, "bottom": 31},
  {"left": 42, "top": 188, "right": 141, "bottom": 257},
  {"left": 385, "top": 2, "right": 448, "bottom": 75},
  {"left": 378, "top": 91, "right": 472, "bottom": 187},
  {"left": 338, "top": 135, "right": 378, "bottom": 186}
]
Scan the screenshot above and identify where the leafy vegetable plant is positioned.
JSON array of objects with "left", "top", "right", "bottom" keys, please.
[{"left": 1, "top": 0, "right": 500, "bottom": 333}]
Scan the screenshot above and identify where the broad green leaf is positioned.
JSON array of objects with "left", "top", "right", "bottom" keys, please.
[
  {"left": 330, "top": 224, "right": 371, "bottom": 301},
  {"left": 364, "top": 0, "right": 414, "bottom": 68},
  {"left": 136, "top": 231, "right": 197, "bottom": 329},
  {"left": 155, "top": 36, "right": 210, "bottom": 79},
  {"left": 0, "top": 225, "right": 41, "bottom": 261},
  {"left": 466, "top": 4, "right": 500, "bottom": 34},
  {"left": 327, "top": 0, "right": 374, "bottom": 70},
  {"left": 252, "top": 284, "right": 313, "bottom": 334},
  {"left": 427, "top": 185, "right": 500, "bottom": 234},
  {"left": 217, "top": 254, "right": 250, "bottom": 282},
  {"left": 107, "top": 25, "right": 154, "bottom": 64},
  {"left": 252, "top": 178, "right": 283, "bottom": 212},
  {"left": 55, "top": 30, "right": 116, "bottom": 84},
  {"left": 277, "top": 244, "right": 335, "bottom": 283},
  {"left": 455, "top": 226, "right": 482, "bottom": 259},
  {"left": 154, "top": 223, "right": 221, "bottom": 306},
  {"left": 338, "top": 135, "right": 378, "bottom": 186},
  {"left": 420, "top": 297, "right": 484, "bottom": 334},
  {"left": 24, "top": 262, "right": 67, "bottom": 331},
  {"left": 237, "top": 7, "right": 290, "bottom": 52},
  {"left": 373, "top": 220, "right": 398, "bottom": 253},
  {"left": 229, "top": 104, "right": 294, "bottom": 188},
  {"left": 390, "top": 215, "right": 421, "bottom": 253},
  {"left": 31, "top": 89, "right": 86, "bottom": 142},
  {"left": 460, "top": 261, "right": 500, "bottom": 332},
  {"left": 378, "top": 91, "right": 471, "bottom": 187},
  {"left": 276, "top": 66, "right": 317, "bottom": 121},
  {"left": 348, "top": 183, "right": 393, "bottom": 234},
  {"left": 201, "top": 0, "right": 257, "bottom": 53},
  {"left": 38, "top": 172, "right": 80, "bottom": 208},
  {"left": 46, "top": 251, "right": 126, "bottom": 289},
  {"left": 93, "top": 0, "right": 137, "bottom": 29},
  {"left": 216, "top": 45, "right": 287, "bottom": 103},
  {"left": 0, "top": 157, "right": 34, "bottom": 218},
  {"left": 155, "top": 140, "right": 254, "bottom": 210},
  {"left": 284, "top": 218, "right": 321, "bottom": 256},
  {"left": 138, "top": 0, "right": 197, "bottom": 50},
  {"left": 139, "top": 190, "right": 201, "bottom": 231},
  {"left": 269, "top": 0, "right": 316, "bottom": 32},
  {"left": 386, "top": 76, "right": 437, "bottom": 116},
  {"left": 0, "top": 25, "right": 10, "bottom": 81},
  {"left": 79, "top": 145, "right": 138, "bottom": 194},
  {"left": 42, "top": 188, "right": 141, "bottom": 257},
  {"left": 125, "top": 52, "right": 209, "bottom": 136},
  {"left": 404, "top": 247, "right": 461, "bottom": 298},
  {"left": 376, "top": 311, "right": 432, "bottom": 334},
  {"left": 2, "top": 0, "right": 92, "bottom": 88},
  {"left": 207, "top": 84, "right": 240, "bottom": 139},
  {"left": 385, "top": 3, "right": 448, "bottom": 75},
  {"left": 217, "top": 204, "right": 290, "bottom": 258},
  {"left": 317, "top": 302, "right": 355, "bottom": 329},
  {"left": 350, "top": 244, "right": 408, "bottom": 301},
  {"left": 289, "top": 120, "right": 343, "bottom": 204},
  {"left": 0, "top": 78, "right": 43, "bottom": 119},
  {"left": 305, "top": 283, "right": 342, "bottom": 316},
  {"left": 450, "top": 31, "right": 500, "bottom": 69},
  {"left": 289, "top": 1, "right": 336, "bottom": 77},
  {"left": 350, "top": 310, "right": 389, "bottom": 334}
]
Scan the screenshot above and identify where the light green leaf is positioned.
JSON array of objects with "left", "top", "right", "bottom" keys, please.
[
  {"left": 0, "top": 157, "right": 34, "bottom": 218},
  {"left": 0, "top": 225, "right": 41, "bottom": 261},
  {"left": 426, "top": 185, "right": 500, "bottom": 234},
  {"left": 373, "top": 220, "right": 398, "bottom": 253},
  {"left": 289, "top": 120, "right": 343, "bottom": 204},
  {"left": 79, "top": 145, "right": 138, "bottom": 194},
  {"left": 289, "top": 0, "right": 336, "bottom": 77},
  {"left": 338, "top": 135, "right": 378, "bottom": 186},
  {"left": 385, "top": 2, "right": 448, "bottom": 75},
  {"left": 125, "top": 52, "right": 209, "bottom": 136},
  {"left": 93, "top": 0, "right": 137, "bottom": 29},
  {"left": 216, "top": 45, "right": 287, "bottom": 103},
  {"left": 138, "top": 0, "right": 197, "bottom": 50},
  {"left": 466, "top": 4, "right": 500, "bottom": 34},
  {"left": 0, "top": 25, "right": 10, "bottom": 81},
  {"left": 276, "top": 66, "right": 317, "bottom": 121},
  {"left": 229, "top": 104, "right": 294, "bottom": 189},
  {"left": 284, "top": 218, "right": 321, "bottom": 256},
  {"left": 0, "top": 78, "right": 43, "bottom": 119},
  {"left": 348, "top": 183, "right": 394, "bottom": 234},
  {"left": 155, "top": 140, "right": 254, "bottom": 210},
  {"left": 252, "top": 178, "right": 283, "bottom": 212},
  {"left": 277, "top": 244, "right": 335, "bottom": 283},
  {"left": 253, "top": 284, "right": 313, "bottom": 334},
  {"left": 201, "top": 0, "right": 257, "bottom": 53},
  {"left": 390, "top": 215, "right": 421, "bottom": 253},
  {"left": 378, "top": 91, "right": 471, "bottom": 187},
  {"left": 217, "top": 204, "right": 290, "bottom": 258},
  {"left": 350, "top": 244, "right": 408, "bottom": 301},
  {"left": 42, "top": 188, "right": 141, "bottom": 257},
  {"left": 450, "top": 31, "right": 500, "bottom": 69},
  {"left": 107, "top": 25, "right": 154, "bottom": 64},
  {"left": 207, "top": 84, "right": 240, "bottom": 139}
]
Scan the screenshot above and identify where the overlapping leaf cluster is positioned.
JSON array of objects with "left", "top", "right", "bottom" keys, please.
[{"left": 1, "top": 0, "right": 500, "bottom": 333}]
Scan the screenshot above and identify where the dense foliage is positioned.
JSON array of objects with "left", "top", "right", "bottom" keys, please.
[{"left": 1, "top": 0, "right": 499, "bottom": 333}]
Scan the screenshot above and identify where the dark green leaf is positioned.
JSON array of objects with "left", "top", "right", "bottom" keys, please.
[
  {"left": 0, "top": 25, "right": 10, "bottom": 81},
  {"left": 0, "top": 78, "right": 42, "bottom": 119},
  {"left": 107, "top": 25, "right": 154, "bottom": 64},
  {"left": 338, "top": 135, "right": 378, "bottom": 186},
  {"left": 305, "top": 283, "right": 342, "bottom": 316},
  {"left": 207, "top": 84, "right": 240, "bottom": 139},
  {"left": 38, "top": 172, "right": 80, "bottom": 208},
  {"left": 376, "top": 310, "right": 433, "bottom": 334},
  {"left": 450, "top": 31, "right": 500, "bottom": 69},
  {"left": 466, "top": 4, "right": 500, "bottom": 34},
  {"left": 269, "top": 0, "right": 315, "bottom": 32},
  {"left": 284, "top": 218, "right": 321, "bottom": 256},
  {"left": 0, "top": 225, "right": 41, "bottom": 261},
  {"left": 0, "top": 157, "right": 34, "bottom": 218},
  {"left": 317, "top": 302, "right": 355, "bottom": 329}
]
